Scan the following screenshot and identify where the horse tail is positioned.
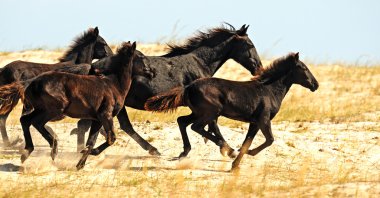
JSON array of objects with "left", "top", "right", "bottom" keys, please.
[
  {"left": 144, "top": 87, "right": 185, "bottom": 112},
  {"left": 0, "top": 82, "right": 26, "bottom": 115}
]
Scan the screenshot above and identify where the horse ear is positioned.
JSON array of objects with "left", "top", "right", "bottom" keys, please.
[
  {"left": 131, "top": 41, "right": 136, "bottom": 51},
  {"left": 93, "top": 27, "right": 99, "bottom": 37},
  {"left": 295, "top": 52, "right": 299, "bottom": 60},
  {"left": 237, "top": 24, "right": 248, "bottom": 36}
]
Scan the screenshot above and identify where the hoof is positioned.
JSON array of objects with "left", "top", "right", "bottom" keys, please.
[
  {"left": 148, "top": 148, "right": 161, "bottom": 156},
  {"left": 106, "top": 133, "right": 116, "bottom": 145},
  {"left": 51, "top": 140, "right": 58, "bottom": 161},
  {"left": 178, "top": 152, "right": 189, "bottom": 159},
  {"left": 76, "top": 161, "right": 85, "bottom": 170},
  {"left": 228, "top": 150, "right": 239, "bottom": 159},
  {"left": 50, "top": 139, "right": 58, "bottom": 161},
  {"left": 76, "top": 155, "right": 89, "bottom": 170},
  {"left": 247, "top": 149, "right": 259, "bottom": 156},
  {"left": 20, "top": 149, "right": 33, "bottom": 163},
  {"left": 230, "top": 165, "right": 240, "bottom": 173},
  {"left": 220, "top": 143, "right": 235, "bottom": 158},
  {"left": 21, "top": 154, "right": 29, "bottom": 163}
]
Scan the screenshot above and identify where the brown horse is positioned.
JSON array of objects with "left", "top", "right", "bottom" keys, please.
[
  {"left": 145, "top": 52, "right": 319, "bottom": 170},
  {"left": 0, "top": 27, "right": 113, "bottom": 147},
  {"left": 0, "top": 42, "right": 136, "bottom": 170}
]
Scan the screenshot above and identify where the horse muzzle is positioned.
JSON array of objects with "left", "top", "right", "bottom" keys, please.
[{"left": 309, "top": 81, "right": 319, "bottom": 92}]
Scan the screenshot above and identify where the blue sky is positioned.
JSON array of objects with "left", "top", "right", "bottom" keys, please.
[{"left": 0, "top": 0, "right": 379, "bottom": 65}]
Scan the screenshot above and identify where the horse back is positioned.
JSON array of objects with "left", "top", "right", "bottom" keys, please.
[
  {"left": 1, "top": 60, "right": 73, "bottom": 82},
  {"left": 26, "top": 72, "right": 118, "bottom": 119},
  {"left": 186, "top": 78, "right": 268, "bottom": 122}
]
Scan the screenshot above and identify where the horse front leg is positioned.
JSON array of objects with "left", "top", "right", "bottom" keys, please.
[
  {"left": 71, "top": 119, "right": 92, "bottom": 152},
  {"left": 246, "top": 121, "right": 274, "bottom": 157},
  {"left": 77, "top": 121, "right": 102, "bottom": 170},
  {"left": 117, "top": 107, "right": 161, "bottom": 155},
  {"left": 231, "top": 123, "right": 259, "bottom": 171},
  {"left": 87, "top": 110, "right": 117, "bottom": 156}
]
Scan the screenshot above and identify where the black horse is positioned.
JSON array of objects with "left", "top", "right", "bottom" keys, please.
[
  {"left": 74, "top": 24, "right": 263, "bottom": 156},
  {"left": 145, "top": 52, "right": 319, "bottom": 170},
  {"left": 0, "top": 27, "right": 113, "bottom": 146}
]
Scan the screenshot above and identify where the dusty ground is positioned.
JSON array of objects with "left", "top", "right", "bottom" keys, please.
[
  {"left": 0, "top": 47, "right": 379, "bottom": 197},
  {"left": 0, "top": 118, "right": 379, "bottom": 197}
]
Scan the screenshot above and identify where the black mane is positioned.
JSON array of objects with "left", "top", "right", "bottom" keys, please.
[
  {"left": 59, "top": 28, "right": 97, "bottom": 62},
  {"left": 252, "top": 53, "right": 296, "bottom": 84},
  {"left": 162, "top": 24, "right": 238, "bottom": 57}
]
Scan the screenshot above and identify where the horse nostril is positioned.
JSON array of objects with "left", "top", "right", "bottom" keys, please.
[{"left": 314, "top": 81, "right": 319, "bottom": 90}]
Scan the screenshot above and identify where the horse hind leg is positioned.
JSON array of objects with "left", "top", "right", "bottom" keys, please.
[
  {"left": 19, "top": 111, "right": 38, "bottom": 163},
  {"left": 190, "top": 116, "right": 225, "bottom": 150},
  {"left": 176, "top": 113, "right": 196, "bottom": 158},
  {"left": 208, "top": 120, "right": 238, "bottom": 158},
  {"left": 77, "top": 121, "right": 102, "bottom": 170},
  {"left": 0, "top": 112, "right": 11, "bottom": 147},
  {"left": 30, "top": 110, "right": 59, "bottom": 161}
]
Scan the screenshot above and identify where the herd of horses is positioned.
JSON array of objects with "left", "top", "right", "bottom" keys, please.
[{"left": 0, "top": 24, "right": 318, "bottom": 170}]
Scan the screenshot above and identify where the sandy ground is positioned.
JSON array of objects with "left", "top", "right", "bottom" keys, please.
[
  {"left": 0, "top": 48, "right": 379, "bottom": 197},
  {"left": 0, "top": 117, "right": 379, "bottom": 197}
]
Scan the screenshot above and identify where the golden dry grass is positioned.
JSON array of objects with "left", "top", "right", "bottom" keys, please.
[{"left": 0, "top": 45, "right": 379, "bottom": 197}]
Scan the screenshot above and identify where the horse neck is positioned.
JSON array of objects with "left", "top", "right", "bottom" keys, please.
[
  {"left": 266, "top": 74, "right": 294, "bottom": 104},
  {"left": 113, "top": 58, "right": 134, "bottom": 97},
  {"left": 60, "top": 45, "right": 94, "bottom": 64},
  {"left": 191, "top": 37, "right": 234, "bottom": 75},
  {"left": 75, "top": 47, "right": 94, "bottom": 64}
]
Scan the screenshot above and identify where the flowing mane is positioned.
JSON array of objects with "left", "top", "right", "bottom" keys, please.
[
  {"left": 251, "top": 53, "right": 296, "bottom": 84},
  {"left": 162, "top": 24, "right": 240, "bottom": 57},
  {"left": 58, "top": 28, "right": 98, "bottom": 62}
]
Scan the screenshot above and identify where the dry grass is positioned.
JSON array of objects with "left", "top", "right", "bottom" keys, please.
[{"left": 0, "top": 45, "right": 380, "bottom": 197}]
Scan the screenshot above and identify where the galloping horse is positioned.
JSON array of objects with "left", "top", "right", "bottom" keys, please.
[{"left": 145, "top": 52, "right": 319, "bottom": 170}]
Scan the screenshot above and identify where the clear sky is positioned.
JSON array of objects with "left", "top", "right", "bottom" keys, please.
[{"left": 0, "top": 0, "right": 379, "bottom": 65}]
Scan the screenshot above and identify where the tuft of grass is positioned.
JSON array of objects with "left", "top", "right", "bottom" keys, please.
[
  {"left": 146, "top": 136, "right": 155, "bottom": 143},
  {"left": 0, "top": 51, "right": 12, "bottom": 56}
]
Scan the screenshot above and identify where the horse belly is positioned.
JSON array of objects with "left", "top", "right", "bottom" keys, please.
[
  {"left": 64, "top": 100, "right": 97, "bottom": 119},
  {"left": 220, "top": 101, "right": 261, "bottom": 123}
]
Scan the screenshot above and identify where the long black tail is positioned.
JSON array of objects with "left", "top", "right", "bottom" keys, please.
[
  {"left": 144, "top": 87, "right": 185, "bottom": 112},
  {"left": 0, "top": 82, "right": 26, "bottom": 115}
]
